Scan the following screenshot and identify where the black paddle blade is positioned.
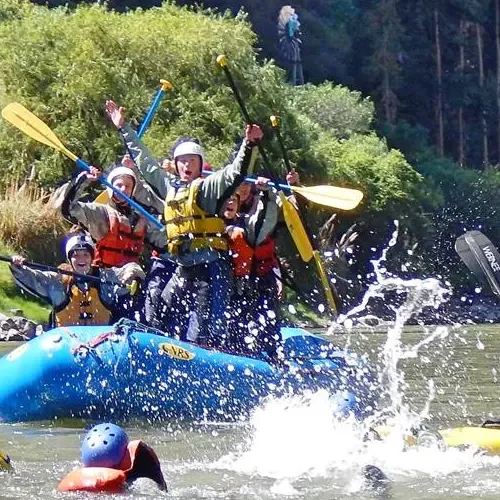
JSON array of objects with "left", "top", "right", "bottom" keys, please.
[{"left": 455, "top": 230, "right": 500, "bottom": 298}]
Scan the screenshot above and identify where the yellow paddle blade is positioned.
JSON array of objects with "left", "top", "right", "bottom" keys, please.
[
  {"left": 279, "top": 193, "right": 338, "bottom": 314},
  {"left": 94, "top": 190, "right": 110, "bottom": 204},
  {"left": 313, "top": 250, "right": 337, "bottom": 314},
  {"left": 2, "top": 102, "right": 78, "bottom": 162},
  {"left": 290, "top": 185, "right": 363, "bottom": 211},
  {"left": 279, "top": 192, "right": 313, "bottom": 262},
  {"left": 0, "top": 452, "right": 13, "bottom": 472}
]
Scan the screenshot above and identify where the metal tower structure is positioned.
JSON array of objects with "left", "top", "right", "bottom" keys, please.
[{"left": 278, "top": 5, "right": 304, "bottom": 86}]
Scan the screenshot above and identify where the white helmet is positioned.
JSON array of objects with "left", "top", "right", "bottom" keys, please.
[
  {"left": 65, "top": 233, "right": 95, "bottom": 261},
  {"left": 173, "top": 141, "right": 205, "bottom": 166},
  {"left": 106, "top": 166, "right": 137, "bottom": 200}
]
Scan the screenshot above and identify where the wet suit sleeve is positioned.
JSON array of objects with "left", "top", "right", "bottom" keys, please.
[
  {"left": 120, "top": 124, "right": 173, "bottom": 200},
  {"left": 99, "top": 263, "right": 146, "bottom": 299},
  {"left": 198, "top": 140, "right": 258, "bottom": 215},
  {"left": 52, "top": 173, "right": 112, "bottom": 241},
  {"left": 9, "top": 266, "right": 67, "bottom": 308}
]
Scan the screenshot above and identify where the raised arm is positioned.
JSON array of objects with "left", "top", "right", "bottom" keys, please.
[
  {"left": 245, "top": 179, "right": 278, "bottom": 246},
  {"left": 105, "top": 100, "right": 172, "bottom": 199},
  {"left": 199, "top": 124, "right": 262, "bottom": 214},
  {"left": 51, "top": 170, "right": 111, "bottom": 241}
]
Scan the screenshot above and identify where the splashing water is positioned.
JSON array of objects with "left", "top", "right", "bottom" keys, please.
[
  {"left": 211, "top": 221, "right": 500, "bottom": 496},
  {"left": 328, "top": 222, "right": 451, "bottom": 430}
]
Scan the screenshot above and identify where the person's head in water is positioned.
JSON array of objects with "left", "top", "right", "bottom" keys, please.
[
  {"left": 171, "top": 137, "right": 205, "bottom": 183},
  {"left": 106, "top": 165, "right": 137, "bottom": 204},
  {"left": 220, "top": 194, "right": 240, "bottom": 222},
  {"left": 81, "top": 422, "right": 129, "bottom": 468},
  {"left": 65, "top": 233, "right": 94, "bottom": 275}
]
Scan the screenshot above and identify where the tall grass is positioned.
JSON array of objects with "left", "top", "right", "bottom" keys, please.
[{"left": 0, "top": 182, "right": 68, "bottom": 265}]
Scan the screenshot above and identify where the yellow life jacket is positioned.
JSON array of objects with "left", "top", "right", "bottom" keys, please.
[
  {"left": 54, "top": 284, "right": 112, "bottom": 327},
  {"left": 164, "top": 178, "right": 228, "bottom": 255}
]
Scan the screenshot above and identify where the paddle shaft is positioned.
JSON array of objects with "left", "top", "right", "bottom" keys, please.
[
  {"left": 136, "top": 79, "right": 172, "bottom": 138},
  {"left": 0, "top": 255, "right": 127, "bottom": 287},
  {"left": 216, "top": 56, "right": 276, "bottom": 179},
  {"left": 75, "top": 159, "right": 163, "bottom": 229},
  {"left": 270, "top": 116, "right": 292, "bottom": 175}
]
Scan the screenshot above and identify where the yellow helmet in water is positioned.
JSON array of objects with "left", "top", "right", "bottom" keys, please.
[{"left": 0, "top": 452, "right": 13, "bottom": 471}]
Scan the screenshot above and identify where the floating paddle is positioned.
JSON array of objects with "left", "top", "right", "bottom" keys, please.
[
  {"left": 2, "top": 255, "right": 138, "bottom": 294},
  {"left": 455, "top": 230, "right": 500, "bottom": 298},
  {"left": 1, "top": 102, "right": 163, "bottom": 229}
]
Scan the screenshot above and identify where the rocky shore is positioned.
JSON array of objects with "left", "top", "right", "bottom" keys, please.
[{"left": 0, "top": 312, "right": 42, "bottom": 341}]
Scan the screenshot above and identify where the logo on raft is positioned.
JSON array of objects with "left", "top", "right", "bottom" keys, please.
[{"left": 158, "top": 343, "right": 195, "bottom": 361}]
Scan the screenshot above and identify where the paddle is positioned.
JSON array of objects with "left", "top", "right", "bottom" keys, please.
[
  {"left": 136, "top": 79, "right": 172, "bottom": 138},
  {"left": 1, "top": 102, "right": 163, "bottom": 229},
  {"left": 216, "top": 54, "right": 276, "bottom": 178},
  {"left": 273, "top": 116, "right": 339, "bottom": 314},
  {"left": 455, "top": 230, "right": 500, "bottom": 298},
  {"left": 2, "top": 255, "right": 138, "bottom": 294},
  {"left": 0, "top": 452, "right": 12, "bottom": 472},
  {"left": 270, "top": 114, "right": 362, "bottom": 211},
  {"left": 223, "top": 176, "right": 362, "bottom": 211}
]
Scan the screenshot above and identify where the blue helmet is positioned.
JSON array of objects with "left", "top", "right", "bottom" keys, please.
[{"left": 81, "top": 423, "right": 129, "bottom": 469}]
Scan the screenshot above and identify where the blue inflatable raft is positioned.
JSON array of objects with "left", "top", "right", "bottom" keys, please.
[{"left": 0, "top": 321, "right": 375, "bottom": 423}]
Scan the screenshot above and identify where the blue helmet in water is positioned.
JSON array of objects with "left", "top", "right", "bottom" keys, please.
[{"left": 81, "top": 423, "right": 129, "bottom": 468}]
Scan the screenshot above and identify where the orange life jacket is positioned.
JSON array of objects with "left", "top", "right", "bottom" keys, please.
[
  {"left": 57, "top": 467, "right": 127, "bottom": 493},
  {"left": 94, "top": 206, "right": 147, "bottom": 268},
  {"left": 53, "top": 283, "right": 112, "bottom": 327},
  {"left": 57, "top": 440, "right": 167, "bottom": 493},
  {"left": 228, "top": 227, "right": 278, "bottom": 277}
]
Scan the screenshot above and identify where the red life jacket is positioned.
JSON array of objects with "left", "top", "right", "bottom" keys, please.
[
  {"left": 93, "top": 206, "right": 147, "bottom": 268},
  {"left": 228, "top": 227, "right": 278, "bottom": 277}
]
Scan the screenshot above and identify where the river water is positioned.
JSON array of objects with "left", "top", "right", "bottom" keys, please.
[{"left": 2, "top": 324, "right": 500, "bottom": 499}]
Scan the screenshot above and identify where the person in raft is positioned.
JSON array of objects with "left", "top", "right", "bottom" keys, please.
[
  {"left": 52, "top": 163, "right": 166, "bottom": 269},
  {"left": 105, "top": 100, "right": 263, "bottom": 348},
  {"left": 220, "top": 180, "right": 283, "bottom": 360},
  {"left": 10, "top": 233, "right": 145, "bottom": 327},
  {"left": 58, "top": 422, "right": 167, "bottom": 493}
]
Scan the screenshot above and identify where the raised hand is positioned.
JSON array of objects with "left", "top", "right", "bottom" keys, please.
[
  {"left": 254, "top": 176, "right": 271, "bottom": 191},
  {"left": 11, "top": 255, "right": 26, "bottom": 268},
  {"left": 85, "top": 166, "right": 102, "bottom": 182},
  {"left": 105, "top": 100, "right": 126, "bottom": 129},
  {"left": 245, "top": 124, "right": 263, "bottom": 145}
]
